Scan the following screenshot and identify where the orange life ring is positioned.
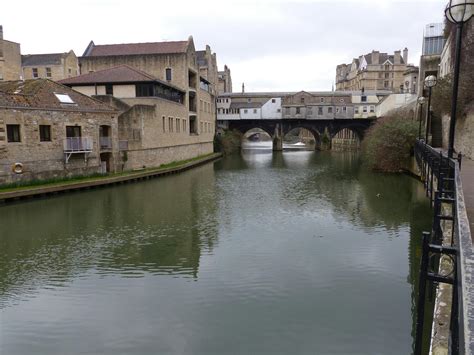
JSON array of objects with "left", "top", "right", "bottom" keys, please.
[{"left": 12, "top": 162, "right": 23, "bottom": 174}]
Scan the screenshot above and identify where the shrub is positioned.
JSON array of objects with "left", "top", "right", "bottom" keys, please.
[{"left": 362, "top": 113, "right": 418, "bottom": 172}]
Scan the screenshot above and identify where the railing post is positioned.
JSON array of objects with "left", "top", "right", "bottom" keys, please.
[{"left": 415, "top": 231, "right": 431, "bottom": 355}]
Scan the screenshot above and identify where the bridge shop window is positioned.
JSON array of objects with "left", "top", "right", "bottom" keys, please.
[
  {"left": 363, "top": 106, "right": 368, "bottom": 113},
  {"left": 272, "top": 99, "right": 276, "bottom": 103},
  {"left": 355, "top": 106, "right": 359, "bottom": 114},
  {"left": 320, "top": 98, "right": 324, "bottom": 103},
  {"left": 328, "top": 107, "right": 333, "bottom": 114},
  {"left": 343, "top": 106, "right": 347, "bottom": 113},
  {"left": 7, "top": 124, "right": 21, "bottom": 142},
  {"left": 370, "top": 106, "right": 375, "bottom": 113},
  {"left": 244, "top": 109, "right": 248, "bottom": 114},
  {"left": 300, "top": 97, "right": 305, "bottom": 103},
  {"left": 296, "top": 107, "right": 301, "bottom": 114},
  {"left": 39, "top": 125, "right": 51, "bottom": 142},
  {"left": 318, "top": 107, "right": 323, "bottom": 115},
  {"left": 253, "top": 109, "right": 257, "bottom": 114},
  {"left": 285, "top": 107, "right": 290, "bottom": 115}
]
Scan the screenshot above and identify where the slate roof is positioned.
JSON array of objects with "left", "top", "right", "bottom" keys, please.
[
  {"left": 59, "top": 65, "right": 185, "bottom": 93},
  {"left": 0, "top": 79, "right": 116, "bottom": 112},
  {"left": 21, "top": 53, "right": 68, "bottom": 66},
  {"left": 83, "top": 41, "right": 189, "bottom": 57}
]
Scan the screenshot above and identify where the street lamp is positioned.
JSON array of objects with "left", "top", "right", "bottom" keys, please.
[
  {"left": 424, "top": 75, "right": 437, "bottom": 143},
  {"left": 445, "top": 0, "right": 474, "bottom": 157},
  {"left": 417, "top": 96, "right": 426, "bottom": 139}
]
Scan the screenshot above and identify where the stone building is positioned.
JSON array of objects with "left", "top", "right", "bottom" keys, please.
[
  {"left": 60, "top": 65, "right": 214, "bottom": 170},
  {"left": 196, "top": 45, "right": 218, "bottom": 95},
  {"left": 336, "top": 48, "right": 409, "bottom": 93},
  {"left": 403, "top": 65, "right": 419, "bottom": 94},
  {"left": 77, "top": 36, "right": 216, "bottom": 168},
  {"left": 0, "top": 25, "right": 21, "bottom": 81},
  {"left": 21, "top": 50, "right": 79, "bottom": 81},
  {"left": 282, "top": 91, "right": 354, "bottom": 119},
  {"left": 218, "top": 65, "right": 232, "bottom": 94},
  {"left": 0, "top": 79, "right": 119, "bottom": 185}
]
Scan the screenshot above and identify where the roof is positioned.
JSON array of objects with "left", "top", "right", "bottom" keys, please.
[
  {"left": 59, "top": 65, "right": 185, "bottom": 93},
  {"left": 230, "top": 101, "right": 266, "bottom": 109},
  {"left": 21, "top": 52, "right": 70, "bottom": 67},
  {"left": 83, "top": 40, "right": 189, "bottom": 57},
  {"left": 0, "top": 79, "right": 116, "bottom": 112}
]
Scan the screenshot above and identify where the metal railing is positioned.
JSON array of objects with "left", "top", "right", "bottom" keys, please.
[
  {"left": 414, "top": 139, "right": 473, "bottom": 355},
  {"left": 99, "top": 136, "right": 112, "bottom": 150},
  {"left": 63, "top": 137, "right": 93, "bottom": 152}
]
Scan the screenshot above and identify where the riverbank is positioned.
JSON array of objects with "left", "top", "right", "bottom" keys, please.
[{"left": 0, "top": 153, "right": 222, "bottom": 203}]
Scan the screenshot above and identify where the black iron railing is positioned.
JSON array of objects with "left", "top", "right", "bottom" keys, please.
[{"left": 414, "top": 139, "right": 472, "bottom": 355}]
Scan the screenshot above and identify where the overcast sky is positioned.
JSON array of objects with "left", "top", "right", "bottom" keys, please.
[{"left": 2, "top": 0, "right": 446, "bottom": 92}]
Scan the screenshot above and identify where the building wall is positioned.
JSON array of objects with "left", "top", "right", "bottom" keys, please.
[
  {"left": 0, "top": 40, "right": 21, "bottom": 81},
  {"left": 0, "top": 108, "right": 119, "bottom": 184},
  {"left": 261, "top": 98, "right": 282, "bottom": 119},
  {"left": 22, "top": 51, "right": 79, "bottom": 81}
]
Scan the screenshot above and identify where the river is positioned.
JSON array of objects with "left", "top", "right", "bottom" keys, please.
[{"left": 0, "top": 144, "right": 432, "bottom": 354}]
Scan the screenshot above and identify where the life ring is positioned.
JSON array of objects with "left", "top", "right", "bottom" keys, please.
[{"left": 12, "top": 162, "right": 23, "bottom": 174}]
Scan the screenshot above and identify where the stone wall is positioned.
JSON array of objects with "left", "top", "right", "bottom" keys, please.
[
  {"left": 124, "top": 142, "right": 213, "bottom": 170},
  {"left": 0, "top": 108, "right": 119, "bottom": 185},
  {"left": 442, "top": 109, "right": 474, "bottom": 160},
  {"left": 1, "top": 40, "right": 21, "bottom": 80}
]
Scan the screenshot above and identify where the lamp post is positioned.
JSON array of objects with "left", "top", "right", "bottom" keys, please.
[
  {"left": 424, "top": 75, "right": 437, "bottom": 143},
  {"left": 417, "top": 96, "right": 426, "bottom": 139},
  {"left": 445, "top": 0, "right": 474, "bottom": 157}
]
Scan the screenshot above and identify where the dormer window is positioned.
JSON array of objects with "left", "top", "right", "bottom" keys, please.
[{"left": 300, "top": 97, "right": 305, "bottom": 103}]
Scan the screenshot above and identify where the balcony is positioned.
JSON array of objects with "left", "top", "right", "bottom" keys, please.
[
  {"left": 63, "top": 137, "right": 93, "bottom": 163},
  {"left": 64, "top": 137, "right": 93, "bottom": 152},
  {"left": 100, "top": 136, "right": 112, "bottom": 150}
]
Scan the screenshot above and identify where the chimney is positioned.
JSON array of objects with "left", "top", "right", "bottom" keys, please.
[
  {"left": 371, "top": 50, "right": 380, "bottom": 64},
  {"left": 403, "top": 48, "right": 408, "bottom": 64},
  {"left": 242, "top": 82, "right": 245, "bottom": 93},
  {"left": 0, "top": 25, "right": 3, "bottom": 40},
  {"left": 394, "top": 50, "right": 401, "bottom": 64}
]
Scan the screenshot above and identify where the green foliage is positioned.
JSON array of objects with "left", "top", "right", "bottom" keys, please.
[
  {"left": 362, "top": 113, "right": 418, "bottom": 172},
  {"left": 215, "top": 130, "right": 243, "bottom": 155}
]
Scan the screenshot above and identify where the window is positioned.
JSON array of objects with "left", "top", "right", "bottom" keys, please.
[
  {"left": 343, "top": 106, "right": 347, "bottom": 113},
  {"left": 46, "top": 68, "right": 52, "bottom": 78},
  {"left": 296, "top": 107, "right": 301, "bottom": 114},
  {"left": 162, "top": 116, "right": 166, "bottom": 132},
  {"left": 247, "top": 98, "right": 251, "bottom": 103},
  {"left": 176, "top": 118, "right": 180, "bottom": 133},
  {"left": 105, "top": 84, "right": 113, "bottom": 95},
  {"left": 318, "top": 107, "right": 323, "bottom": 115},
  {"left": 68, "top": 68, "right": 72, "bottom": 75},
  {"left": 307, "top": 107, "right": 313, "bottom": 114},
  {"left": 384, "top": 73, "right": 390, "bottom": 79},
  {"left": 370, "top": 106, "right": 375, "bottom": 113},
  {"left": 363, "top": 106, "right": 368, "bottom": 113},
  {"left": 32, "top": 68, "right": 38, "bottom": 78},
  {"left": 336, "top": 108, "right": 340, "bottom": 113},
  {"left": 253, "top": 109, "right": 257, "bottom": 114},
  {"left": 328, "top": 107, "right": 333, "bottom": 114},
  {"left": 244, "top": 109, "right": 248, "bottom": 114},
  {"left": 277, "top": 108, "right": 281, "bottom": 113},
  {"left": 320, "top": 98, "right": 324, "bottom": 103},
  {"left": 136, "top": 84, "right": 154, "bottom": 97},
  {"left": 54, "top": 93, "right": 75, "bottom": 104},
  {"left": 165, "top": 68, "right": 172, "bottom": 81},
  {"left": 300, "top": 97, "right": 305, "bottom": 103},
  {"left": 169, "top": 117, "right": 173, "bottom": 132},
  {"left": 271, "top": 99, "right": 276, "bottom": 103},
  {"left": 285, "top": 107, "right": 290, "bottom": 115},
  {"left": 7, "top": 125, "right": 20, "bottom": 142},
  {"left": 384, "top": 81, "right": 389, "bottom": 88},
  {"left": 355, "top": 106, "right": 359, "bottom": 114},
  {"left": 39, "top": 125, "right": 51, "bottom": 142},
  {"left": 361, "top": 95, "right": 367, "bottom": 102},
  {"left": 183, "top": 119, "right": 186, "bottom": 132}
]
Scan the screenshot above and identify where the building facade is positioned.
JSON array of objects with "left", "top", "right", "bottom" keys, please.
[
  {"left": 0, "top": 79, "right": 119, "bottom": 185},
  {"left": 77, "top": 36, "right": 216, "bottom": 168},
  {"left": 418, "top": 23, "right": 445, "bottom": 95},
  {"left": 0, "top": 25, "right": 21, "bottom": 81},
  {"left": 21, "top": 50, "right": 79, "bottom": 81},
  {"left": 336, "top": 49, "right": 409, "bottom": 93}
]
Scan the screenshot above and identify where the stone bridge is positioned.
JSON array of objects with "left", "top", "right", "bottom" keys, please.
[{"left": 224, "top": 118, "right": 375, "bottom": 150}]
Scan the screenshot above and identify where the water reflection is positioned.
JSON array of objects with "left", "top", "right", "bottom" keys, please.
[
  {"left": 0, "top": 150, "right": 432, "bottom": 355},
  {"left": 0, "top": 164, "right": 218, "bottom": 307}
]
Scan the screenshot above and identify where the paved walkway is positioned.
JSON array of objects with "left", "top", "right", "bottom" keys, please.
[{"left": 460, "top": 157, "right": 474, "bottom": 241}]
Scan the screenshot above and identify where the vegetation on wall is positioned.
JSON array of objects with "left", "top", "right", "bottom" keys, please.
[
  {"left": 214, "top": 130, "right": 243, "bottom": 155},
  {"left": 362, "top": 109, "right": 418, "bottom": 172}
]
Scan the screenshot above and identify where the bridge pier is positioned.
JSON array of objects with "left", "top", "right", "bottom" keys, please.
[{"left": 273, "top": 124, "right": 283, "bottom": 151}]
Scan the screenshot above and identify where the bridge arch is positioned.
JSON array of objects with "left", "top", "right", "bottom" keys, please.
[{"left": 331, "top": 127, "right": 362, "bottom": 150}]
